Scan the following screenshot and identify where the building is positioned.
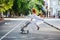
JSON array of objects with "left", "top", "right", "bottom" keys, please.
[{"left": 49, "top": 0, "right": 60, "bottom": 18}]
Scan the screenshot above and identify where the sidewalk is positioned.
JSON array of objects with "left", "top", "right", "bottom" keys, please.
[{"left": 4, "top": 18, "right": 30, "bottom": 20}]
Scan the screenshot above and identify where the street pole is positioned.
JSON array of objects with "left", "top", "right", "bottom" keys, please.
[{"left": 48, "top": 0, "right": 50, "bottom": 18}]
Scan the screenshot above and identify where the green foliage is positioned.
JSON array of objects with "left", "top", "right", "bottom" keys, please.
[
  {"left": 32, "top": 0, "right": 44, "bottom": 15},
  {"left": 17, "top": 0, "right": 44, "bottom": 14},
  {"left": 17, "top": 0, "right": 31, "bottom": 15},
  {"left": 12, "top": 0, "right": 18, "bottom": 13},
  {"left": 0, "top": 0, "right": 14, "bottom": 12},
  {"left": 17, "top": 0, "right": 44, "bottom": 15},
  {"left": 0, "top": 0, "right": 44, "bottom": 16}
]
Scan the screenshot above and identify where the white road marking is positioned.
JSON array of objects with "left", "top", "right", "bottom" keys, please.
[{"left": 0, "top": 21, "right": 24, "bottom": 40}]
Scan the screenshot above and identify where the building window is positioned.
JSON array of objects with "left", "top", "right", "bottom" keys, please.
[{"left": 58, "top": 0, "right": 60, "bottom": 5}]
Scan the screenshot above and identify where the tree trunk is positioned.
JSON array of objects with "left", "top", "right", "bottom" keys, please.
[
  {"left": 7, "top": 10, "right": 11, "bottom": 17},
  {"left": 0, "top": 12, "right": 4, "bottom": 17},
  {"left": 0, "top": 12, "right": 4, "bottom": 21},
  {"left": 2, "top": 12, "right": 3, "bottom": 16}
]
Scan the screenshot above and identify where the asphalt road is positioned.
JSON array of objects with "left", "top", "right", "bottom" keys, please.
[
  {"left": 0, "top": 20, "right": 60, "bottom": 40},
  {"left": 45, "top": 19, "right": 60, "bottom": 29}
]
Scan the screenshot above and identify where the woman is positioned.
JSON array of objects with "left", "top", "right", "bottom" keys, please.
[{"left": 30, "top": 8, "right": 44, "bottom": 30}]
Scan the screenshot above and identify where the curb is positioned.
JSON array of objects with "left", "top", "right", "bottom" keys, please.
[{"left": 44, "top": 22, "right": 60, "bottom": 31}]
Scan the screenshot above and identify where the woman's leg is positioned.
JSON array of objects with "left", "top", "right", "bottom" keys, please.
[
  {"left": 36, "top": 24, "right": 40, "bottom": 30},
  {"left": 21, "top": 28, "right": 24, "bottom": 33}
]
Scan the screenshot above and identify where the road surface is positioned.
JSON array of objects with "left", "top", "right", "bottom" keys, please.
[{"left": 0, "top": 19, "right": 60, "bottom": 40}]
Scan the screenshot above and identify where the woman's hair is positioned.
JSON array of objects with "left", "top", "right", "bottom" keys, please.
[{"left": 32, "top": 8, "right": 36, "bottom": 14}]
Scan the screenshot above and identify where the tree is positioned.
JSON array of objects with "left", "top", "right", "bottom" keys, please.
[
  {"left": 17, "top": 0, "right": 31, "bottom": 16},
  {"left": 17, "top": 0, "right": 44, "bottom": 16},
  {"left": 0, "top": 0, "right": 14, "bottom": 15},
  {"left": 12, "top": 0, "right": 18, "bottom": 16},
  {"left": 29, "top": 0, "right": 44, "bottom": 15}
]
